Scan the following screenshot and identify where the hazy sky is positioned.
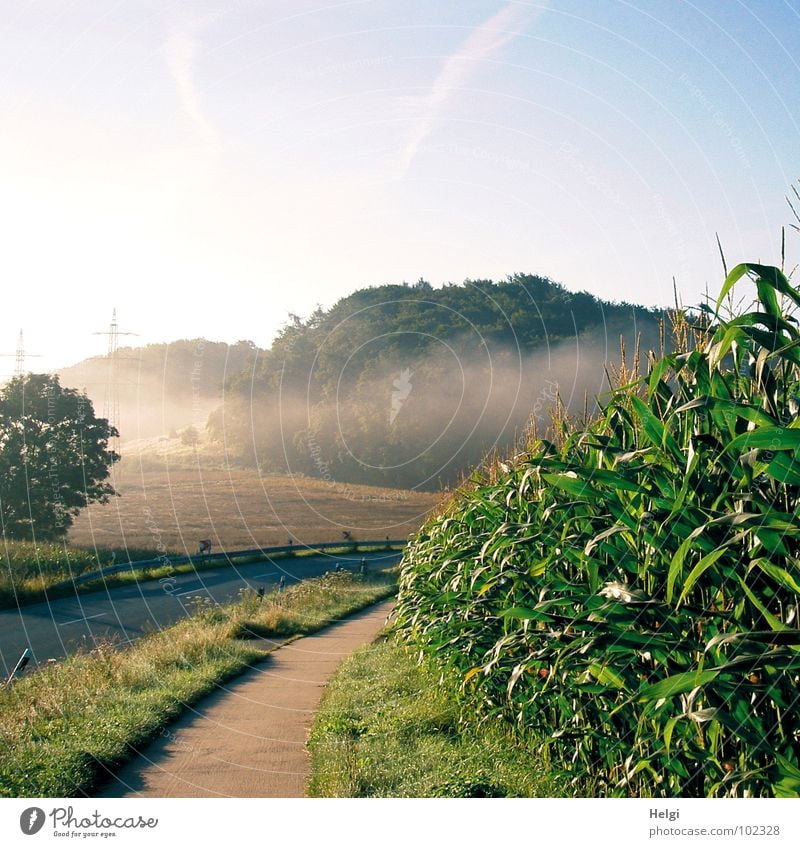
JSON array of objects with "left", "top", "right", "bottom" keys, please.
[{"left": 1, "top": 0, "right": 799, "bottom": 374}]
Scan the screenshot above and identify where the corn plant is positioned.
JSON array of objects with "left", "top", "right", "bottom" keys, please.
[{"left": 395, "top": 263, "right": 800, "bottom": 797}]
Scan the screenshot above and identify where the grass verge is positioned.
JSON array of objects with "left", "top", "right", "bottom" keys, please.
[
  {"left": 0, "top": 570, "right": 396, "bottom": 797},
  {"left": 0, "top": 541, "right": 402, "bottom": 611},
  {"left": 307, "top": 634, "right": 564, "bottom": 797},
  {"left": 0, "top": 541, "right": 161, "bottom": 610}
]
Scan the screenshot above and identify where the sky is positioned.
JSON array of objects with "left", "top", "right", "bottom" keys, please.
[{"left": 1, "top": 0, "right": 799, "bottom": 374}]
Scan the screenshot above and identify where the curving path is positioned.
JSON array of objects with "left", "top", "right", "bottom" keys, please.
[{"left": 94, "top": 600, "right": 394, "bottom": 798}]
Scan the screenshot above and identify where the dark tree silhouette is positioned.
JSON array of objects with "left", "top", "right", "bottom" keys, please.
[{"left": 0, "top": 374, "right": 119, "bottom": 541}]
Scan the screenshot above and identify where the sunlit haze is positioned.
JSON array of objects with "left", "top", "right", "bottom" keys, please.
[{"left": 2, "top": 0, "right": 798, "bottom": 374}]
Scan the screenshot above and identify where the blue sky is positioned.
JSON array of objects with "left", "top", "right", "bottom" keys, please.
[{"left": 1, "top": 0, "right": 799, "bottom": 372}]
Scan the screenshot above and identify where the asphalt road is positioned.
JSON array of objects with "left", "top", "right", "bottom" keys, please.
[{"left": 0, "top": 549, "right": 401, "bottom": 675}]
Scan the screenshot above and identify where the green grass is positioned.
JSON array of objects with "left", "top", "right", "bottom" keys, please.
[
  {"left": 307, "top": 634, "right": 564, "bottom": 797},
  {"left": 0, "top": 538, "right": 403, "bottom": 611},
  {"left": 233, "top": 570, "right": 396, "bottom": 640},
  {"left": 0, "top": 570, "right": 396, "bottom": 797},
  {"left": 0, "top": 540, "right": 162, "bottom": 609}
]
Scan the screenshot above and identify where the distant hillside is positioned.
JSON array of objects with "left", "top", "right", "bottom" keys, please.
[
  {"left": 57, "top": 339, "right": 259, "bottom": 442},
  {"left": 52, "top": 275, "right": 665, "bottom": 487},
  {"left": 214, "top": 274, "right": 665, "bottom": 490}
]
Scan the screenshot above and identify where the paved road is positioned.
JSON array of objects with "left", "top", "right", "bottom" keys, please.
[{"left": 0, "top": 550, "right": 401, "bottom": 675}]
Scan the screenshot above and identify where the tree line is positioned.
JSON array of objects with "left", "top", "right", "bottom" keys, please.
[{"left": 211, "top": 274, "right": 662, "bottom": 490}]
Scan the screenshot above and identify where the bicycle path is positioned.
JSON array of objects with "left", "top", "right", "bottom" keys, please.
[{"left": 94, "top": 600, "right": 394, "bottom": 797}]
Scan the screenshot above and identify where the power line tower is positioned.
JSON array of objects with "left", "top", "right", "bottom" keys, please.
[
  {"left": 93, "top": 308, "right": 137, "bottom": 454},
  {"left": 0, "top": 329, "right": 42, "bottom": 381},
  {"left": 15, "top": 329, "right": 25, "bottom": 377}
]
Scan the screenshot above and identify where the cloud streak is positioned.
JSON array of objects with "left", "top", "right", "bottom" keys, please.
[
  {"left": 397, "top": 2, "right": 546, "bottom": 176},
  {"left": 163, "top": 31, "right": 220, "bottom": 148}
]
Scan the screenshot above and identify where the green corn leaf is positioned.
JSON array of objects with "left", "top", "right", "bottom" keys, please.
[
  {"left": 666, "top": 526, "right": 705, "bottom": 603},
  {"left": 752, "top": 558, "right": 800, "bottom": 595},
  {"left": 706, "top": 325, "right": 742, "bottom": 370},
  {"left": 774, "top": 778, "right": 800, "bottom": 798},
  {"left": 582, "top": 467, "right": 642, "bottom": 492},
  {"left": 750, "top": 263, "right": 800, "bottom": 308},
  {"left": 727, "top": 310, "right": 799, "bottom": 338},
  {"left": 499, "top": 606, "right": 552, "bottom": 621},
  {"left": 662, "top": 715, "right": 680, "bottom": 755},
  {"left": 754, "top": 528, "right": 790, "bottom": 557},
  {"left": 541, "top": 472, "right": 591, "bottom": 497},
  {"left": 740, "top": 326, "right": 800, "bottom": 367},
  {"left": 705, "top": 630, "right": 800, "bottom": 651},
  {"left": 648, "top": 355, "right": 675, "bottom": 395},
  {"left": 774, "top": 756, "right": 800, "bottom": 797},
  {"left": 724, "top": 426, "right": 800, "bottom": 455},
  {"left": 764, "top": 451, "right": 800, "bottom": 486},
  {"left": 717, "top": 263, "right": 800, "bottom": 313},
  {"left": 673, "top": 396, "right": 776, "bottom": 427},
  {"left": 765, "top": 335, "right": 800, "bottom": 367},
  {"left": 638, "top": 669, "right": 719, "bottom": 702},
  {"left": 715, "top": 263, "right": 750, "bottom": 314},
  {"left": 755, "top": 279, "right": 782, "bottom": 322},
  {"left": 676, "top": 547, "right": 729, "bottom": 607},
  {"left": 589, "top": 663, "right": 628, "bottom": 690},
  {"left": 735, "top": 575, "right": 791, "bottom": 632},
  {"left": 710, "top": 709, "right": 766, "bottom": 747},
  {"left": 630, "top": 394, "right": 682, "bottom": 461},
  {"left": 584, "top": 524, "right": 631, "bottom": 557},
  {"left": 776, "top": 754, "right": 800, "bottom": 779}
]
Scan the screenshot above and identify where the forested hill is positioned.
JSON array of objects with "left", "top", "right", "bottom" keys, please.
[
  {"left": 215, "top": 274, "right": 665, "bottom": 490},
  {"left": 58, "top": 339, "right": 258, "bottom": 441}
]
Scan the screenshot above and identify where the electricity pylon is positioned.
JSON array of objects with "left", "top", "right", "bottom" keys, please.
[
  {"left": 93, "top": 308, "right": 138, "bottom": 455},
  {"left": 0, "top": 330, "right": 42, "bottom": 381}
]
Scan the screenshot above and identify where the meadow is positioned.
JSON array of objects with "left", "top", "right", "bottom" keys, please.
[{"left": 69, "top": 464, "right": 439, "bottom": 553}]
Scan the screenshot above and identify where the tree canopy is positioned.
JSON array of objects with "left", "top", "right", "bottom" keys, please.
[
  {"left": 213, "top": 273, "right": 662, "bottom": 490},
  {"left": 0, "top": 374, "right": 119, "bottom": 541}
]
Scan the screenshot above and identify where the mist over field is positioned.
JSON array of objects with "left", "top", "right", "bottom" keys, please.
[
  {"left": 208, "top": 275, "right": 663, "bottom": 489},
  {"left": 56, "top": 339, "right": 256, "bottom": 444},
  {"left": 53, "top": 276, "right": 663, "bottom": 492},
  {"left": 227, "top": 318, "right": 662, "bottom": 490}
]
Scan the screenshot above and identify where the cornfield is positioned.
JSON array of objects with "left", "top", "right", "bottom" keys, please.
[{"left": 395, "top": 262, "right": 800, "bottom": 797}]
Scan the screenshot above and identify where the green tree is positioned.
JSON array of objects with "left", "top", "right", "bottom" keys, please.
[{"left": 0, "top": 374, "right": 119, "bottom": 541}]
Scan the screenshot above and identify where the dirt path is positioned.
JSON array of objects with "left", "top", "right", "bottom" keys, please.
[{"left": 95, "top": 601, "right": 394, "bottom": 798}]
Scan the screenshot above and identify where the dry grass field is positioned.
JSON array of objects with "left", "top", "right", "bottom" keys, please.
[{"left": 68, "top": 452, "right": 441, "bottom": 555}]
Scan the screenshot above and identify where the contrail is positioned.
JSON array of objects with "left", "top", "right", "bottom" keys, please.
[
  {"left": 163, "top": 31, "right": 220, "bottom": 148},
  {"left": 396, "top": 2, "right": 548, "bottom": 176}
]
